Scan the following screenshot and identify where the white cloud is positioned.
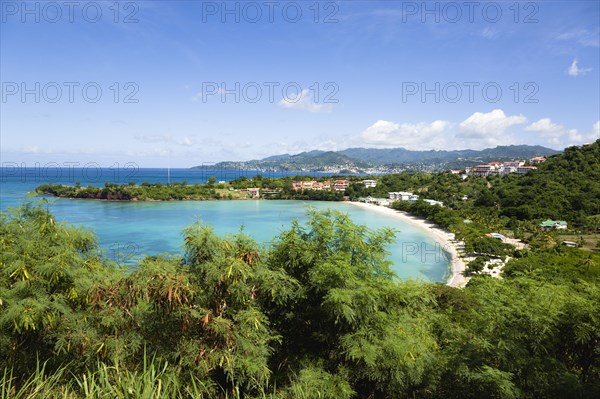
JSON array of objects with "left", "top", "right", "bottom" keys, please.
[
  {"left": 456, "top": 109, "right": 527, "bottom": 147},
  {"left": 21, "top": 146, "right": 42, "bottom": 154},
  {"left": 557, "top": 29, "right": 600, "bottom": 47},
  {"left": 278, "top": 89, "right": 334, "bottom": 113},
  {"left": 134, "top": 134, "right": 195, "bottom": 146},
  {"left": 525, "top": 118, "right": 600, "bottom": 146},
  {"left": 125, "top": 148, "right": 172, "bottom": 157},
  {"left": 459, "top": 109, "right": 527, "bottom": 135},
  {"left": 568, "top": 59, "right": 592, "bottom": 76},
  {"left": 525, "top": 118, "right": 581, "bottom": 145},
  {"left": 480, "top": 28, "right": 498, "bottom": 39},
  {"left": 358, "top": 119, "right": 451, "bottom": 149}
]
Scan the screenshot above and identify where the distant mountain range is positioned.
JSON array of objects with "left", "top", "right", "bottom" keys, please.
[{"left": 192, "top": 145, "right": 561, "bottom": 173}]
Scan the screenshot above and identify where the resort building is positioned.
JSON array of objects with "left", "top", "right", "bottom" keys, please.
[
  {"left": 359, "top": 197, "right": 390, "bottom": 206},
  {"left": 291, "top": 180, "right": 334, "bottom": 192},
  {"left": 261, "top": 188, "right": 281, "bottom": 195},
  {"left": 516, "top": 166, "right": 537, "bottom": 174},
  {"left": 500, "top": 167, "right": 514, "bottom": 176},
  {"left": 473, "top": 164, "right": 494, "bottom": 176},
  {"left": 247, "top": 188, "right": 260, "bottom": 198},
  {"left": 334, "top": 179, "right": 349, "bottom": 192},
  {"left": 504, "top": 161, "right": 525, "bottom": 169},
  {"left": 539, "top": 219, "right": 568, "bottom": 230},
  {"left": 302, "top": 181, "right": 314, "bottom": 190},
  {"left": 501, "top": 161, "right": 525, "bottom": 175},
  {"left": 312, "top": 182, "right": 325, "bottom": 191},
  {"left": 388, "top": 192, "right": 418, "bottom": 201},
  {"left": 423, "top": 199, "right": 444, "bottom": 207},
  {"left": 529, "top": 157, "right": 546, "bottom": 165},
  {"left": 461, "top": 160, "right": 541, "bottom": 177},
  {"left": 488, "top": 162, "right": 503, "bottom": 174},
  {"left": 362, "top": 179, "right": 377, "bottom": 188}
]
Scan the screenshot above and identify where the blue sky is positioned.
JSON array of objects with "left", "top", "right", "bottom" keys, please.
[{"left": 1, "top": 0, "right": 599, "bottom": 167}]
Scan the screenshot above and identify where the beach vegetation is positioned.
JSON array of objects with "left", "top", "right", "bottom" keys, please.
[
  {"left": 12, "top": 139, "right": 600, "bottom": 397},
  {"left": 1, "top": 201, "right": 600, "bottom": 398}
]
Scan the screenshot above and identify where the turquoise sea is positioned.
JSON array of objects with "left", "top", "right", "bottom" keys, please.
[{"left": 0, "top": 168, "right": 450, "bottom": 282}]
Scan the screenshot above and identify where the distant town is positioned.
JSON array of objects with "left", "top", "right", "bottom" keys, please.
[
  {"left": 238, "top": 157, "right": 547, "bottom": 204},
  {"left": 454, "top": 156, "right": 546, "bottom": 177}
]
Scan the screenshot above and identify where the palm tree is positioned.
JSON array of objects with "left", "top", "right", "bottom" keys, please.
[{"left": 580, "top": 255, "right": 596, "bottom": 276}]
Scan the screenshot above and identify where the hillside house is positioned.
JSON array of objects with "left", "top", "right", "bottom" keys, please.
[
  {"left": 517, "top": 166, "right": 537, "bottom": 174},
  {"left": 539, "top": 219, "right": 568, "bottom": 230},
  {"left": 529, "top": 157, "right": 546, "bottom": 165},
  {"left": 388, "top": 192, "right": 418, "bottom": 201},
  {"left": 423, "top": 199, "right": 444, "bottom": 207},
  {"left": 473, "top": 164, "right": 493, "bottom": 176},
  {"left": 362, "top": 179, "right": 377, "bottom": 188},
  {"left": 247, "top": 188, "right": 260, "bottom": 198},
  {"left": 334, "top": 180, "right": 349, "bottom": 192}
]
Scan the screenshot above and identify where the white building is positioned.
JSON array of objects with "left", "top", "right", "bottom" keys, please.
[
  {"left": 360, "top": 197, "right": 390, "bottom": 206},
  {"left": 501, "top": 161, "right": 525, "bottom": 176},
  {"left": 517, "top": 166, "right": 537, "bottom": 174},
  {"left": 423, "top": 199, "right": 444, "bottom": 207},
  {"left": 362, "top": 180, "right": 377, "bottom": 188},
  {"left": 388, "top": 192, "right": 418, "bottom": 201},
  {"left": 529, "top": 157, "right": 546, "bottom": 165}
]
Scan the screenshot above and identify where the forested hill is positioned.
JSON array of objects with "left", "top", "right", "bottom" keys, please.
[
  {"left": 486, "top": 139, "right": 600, "bottom": 225},
  {"left": 338, "top": 144, "right": 558, "bottom": 164},
  {"left": 201, "top": 145, "right": 559, "bottom": 172}
]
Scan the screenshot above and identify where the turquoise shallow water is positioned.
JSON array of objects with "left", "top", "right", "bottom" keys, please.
[
  {"left": 0, "top": 168, "right": 450, "bottom": 282},
  {"left": 46, "top": 199, "right": 450, "bottom": 282}
]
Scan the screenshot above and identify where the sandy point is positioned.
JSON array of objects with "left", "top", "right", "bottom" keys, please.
[{"left": 345, "top": 201, "right": 468, "bottom": 288}]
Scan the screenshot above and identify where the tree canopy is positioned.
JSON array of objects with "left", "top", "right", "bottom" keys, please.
[{"left": 1, "top": 202, "right": 599, "bottom": 398}]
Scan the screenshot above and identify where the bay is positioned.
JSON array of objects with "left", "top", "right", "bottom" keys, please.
[{"left": 0, "top": 168, "right": 450, "bottom": 282}]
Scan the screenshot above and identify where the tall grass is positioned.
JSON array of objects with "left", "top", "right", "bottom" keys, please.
[
  {"left": 0, "top": 355, "right": 216, "bottom": 399},
  {"left": 0, "top": 358, "right": 316, "bottom": 399},
  {"left": 1, "top": 362, "right": 70, "bottom": 399}
]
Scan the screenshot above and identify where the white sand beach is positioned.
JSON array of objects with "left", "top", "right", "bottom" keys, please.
[{"left": 346, "top": 202, "right": 468, "bottom": 288}]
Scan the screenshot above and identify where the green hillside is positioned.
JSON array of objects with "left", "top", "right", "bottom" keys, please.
[{"left": 491, "top": 140, "right": 600, "bottom": 226}]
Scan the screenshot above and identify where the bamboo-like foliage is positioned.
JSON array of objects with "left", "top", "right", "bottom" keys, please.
[{"left": 1, "top": 202, "right": 599, "bottom": 398}]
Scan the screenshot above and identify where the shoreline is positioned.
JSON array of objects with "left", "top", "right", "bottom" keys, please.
[
  {"left": 345, "top": 202, "right": 468, "bottom": 288},
  {"left": 32, "top": 193, "right": 468, "bottom": 287}
]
